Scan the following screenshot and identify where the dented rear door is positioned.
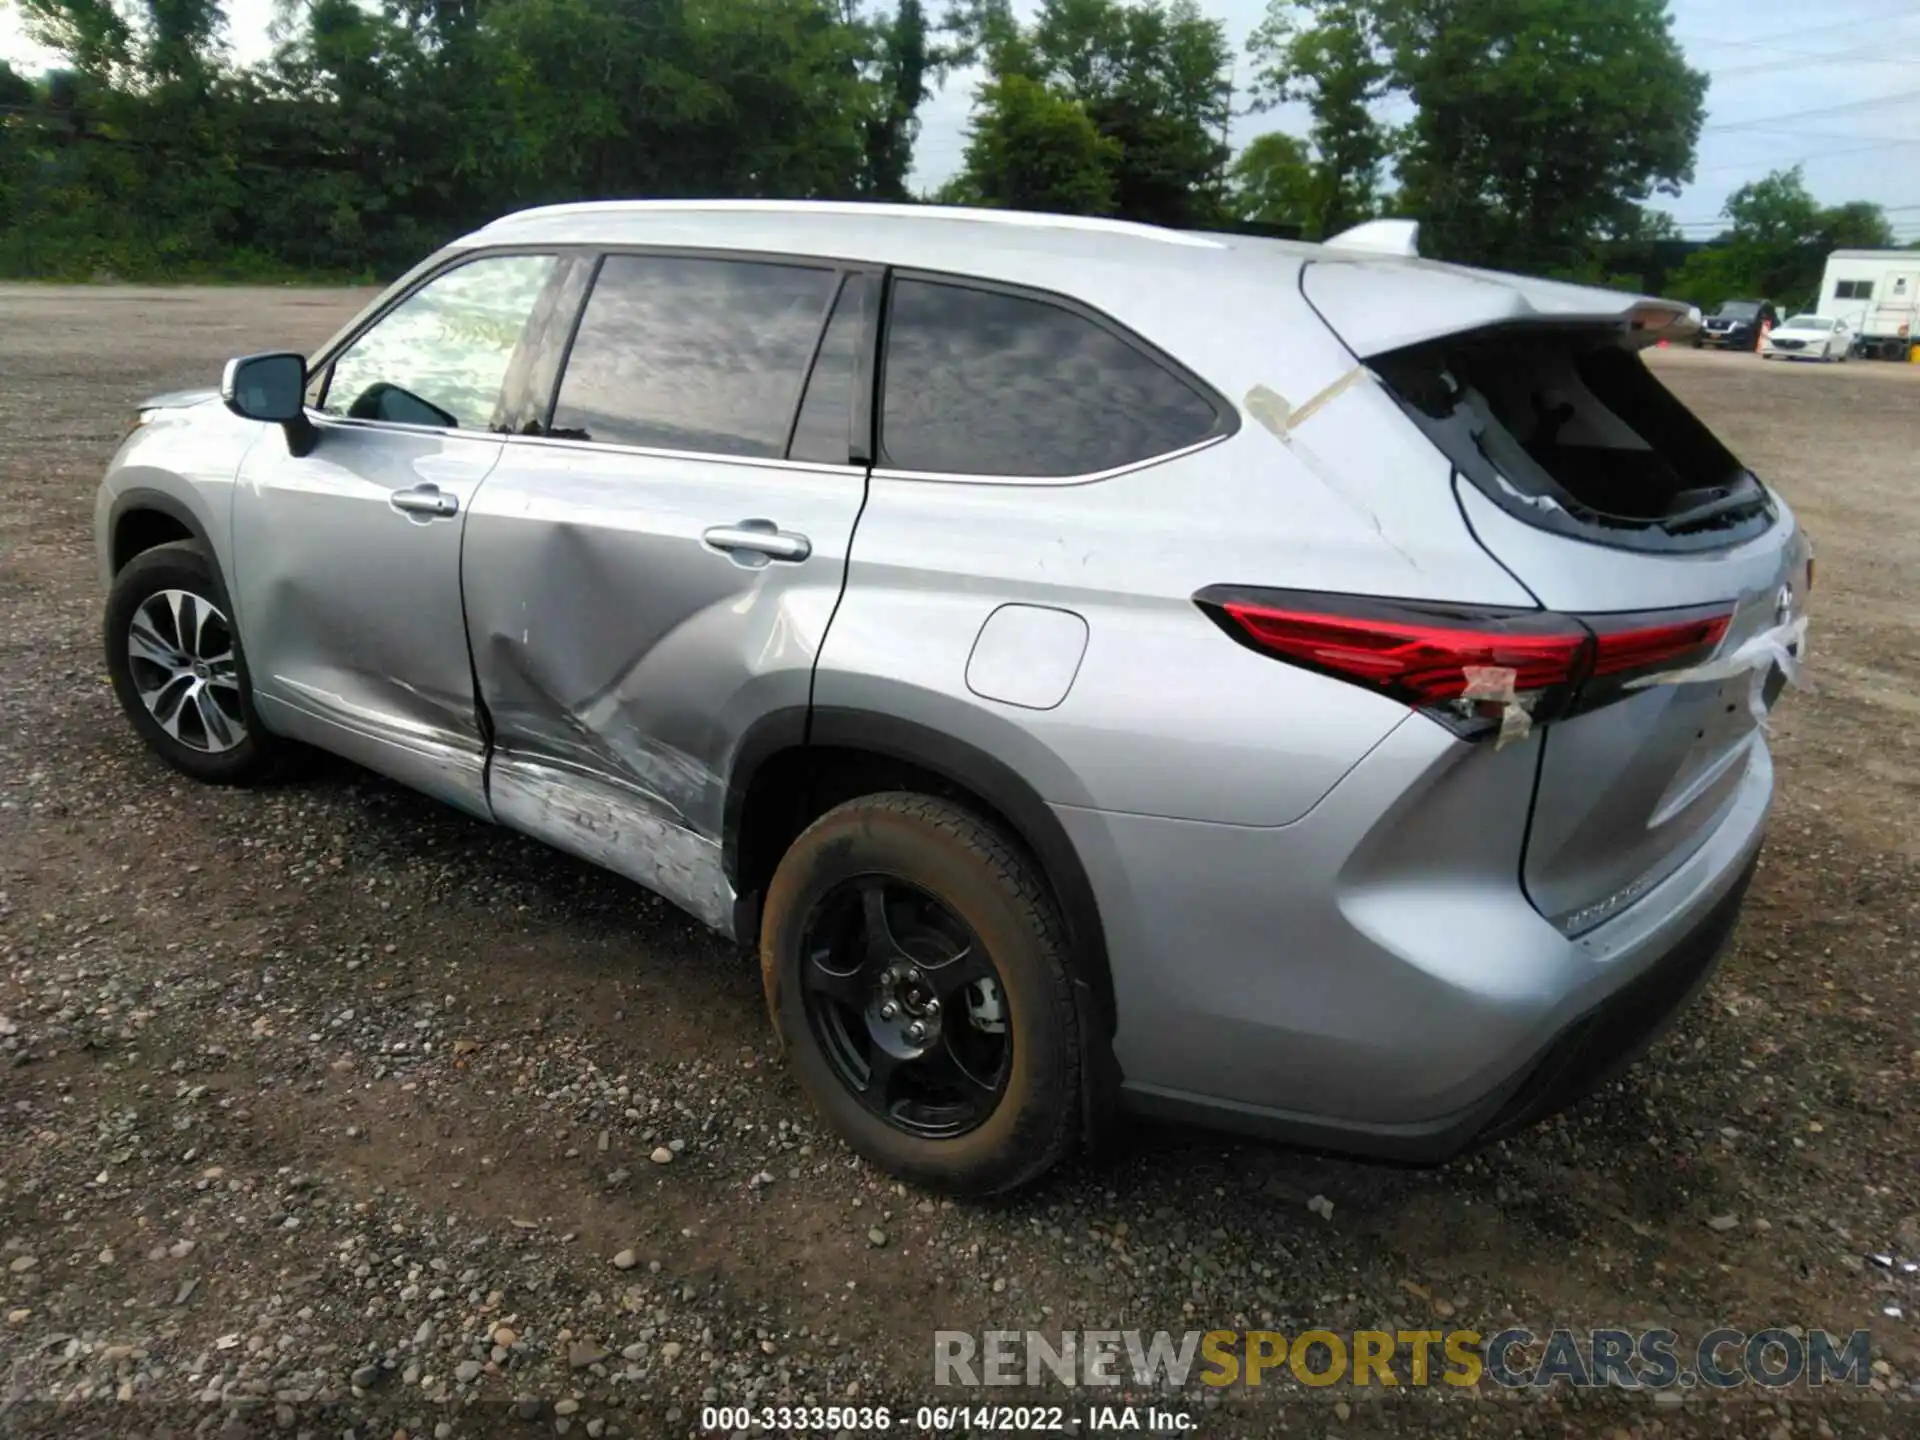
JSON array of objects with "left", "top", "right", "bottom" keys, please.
[{"left": 461, "top": 253, "right": 873, "bottom": 932}]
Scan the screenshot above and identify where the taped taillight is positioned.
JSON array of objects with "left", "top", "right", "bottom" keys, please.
[
  {"left": 1573, "top": 606, "right": 1733, "bottom": 712},
  {"left": 1196, "top": 588, "right": 1590, "bottom": 741},
  {"left": 1195, "top": 587, "right": 1736, "bottom": 744}
]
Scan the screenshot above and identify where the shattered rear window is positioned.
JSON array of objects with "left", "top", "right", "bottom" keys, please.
[{"left": 1371, "top": 326, "right": 1776, "bottom": 554}]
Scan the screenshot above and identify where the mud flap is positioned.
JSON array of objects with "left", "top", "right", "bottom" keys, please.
[{"left": 1074, "top": 974, "right": 1125, "bottom": 1159}]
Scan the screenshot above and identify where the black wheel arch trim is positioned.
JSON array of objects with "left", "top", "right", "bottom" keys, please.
[
  {"left": 725, "top": 705, "right": 1123, "bottom": 1146},
  {"left": 107, "top": 487, "right": 215, "bottom": 568}
]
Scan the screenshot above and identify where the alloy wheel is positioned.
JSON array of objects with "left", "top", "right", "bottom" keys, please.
[
  {"left": 126, "top": 588, "right": 247, "bottom": 753},
  {"left": 799, "top": 876, "right": 1012, "bottom": 1139}
]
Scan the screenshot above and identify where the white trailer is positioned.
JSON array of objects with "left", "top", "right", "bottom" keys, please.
[{"left": 1817, "top": 249, "right": 1920, "bottom": 360}]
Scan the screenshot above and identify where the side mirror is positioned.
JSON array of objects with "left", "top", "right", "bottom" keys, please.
[{"left": 221, "top": 351, "right": 318, "bottom": 457}]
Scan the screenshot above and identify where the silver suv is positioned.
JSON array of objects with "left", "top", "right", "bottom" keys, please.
[{"left": 95, "top": 201, "right": 1810, "bottom": 1195}]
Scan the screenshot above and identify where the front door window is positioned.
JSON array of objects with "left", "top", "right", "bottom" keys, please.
[{"left": 321, "top": 255, "right": 557, "bottom": 430}]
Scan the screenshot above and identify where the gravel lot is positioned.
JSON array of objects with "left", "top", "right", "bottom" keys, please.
[{"left": 1, "top": 287, "right": 1917, "bottom": 1439}]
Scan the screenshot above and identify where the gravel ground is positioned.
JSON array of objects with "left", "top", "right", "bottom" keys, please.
[{"left": 1, "top": 288, "right": 1917, "bottom": 1439}]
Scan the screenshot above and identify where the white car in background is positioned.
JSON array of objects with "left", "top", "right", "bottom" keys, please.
[{"left": 1760, "top": 314, "right": 1851, "bottom": 362}]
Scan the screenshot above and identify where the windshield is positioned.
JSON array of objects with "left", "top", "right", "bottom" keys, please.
[
  {"left": 1785, "top": 315, "right": 1825, "bottom": 328},
  {"left": 1717, "top": 302, "right": 1762, "bottom": 320}
]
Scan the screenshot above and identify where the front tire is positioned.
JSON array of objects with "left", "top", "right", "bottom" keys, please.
[
  {"left": 104, "top": 541, "right": 293, "bottom": 785},
  {"left": 760, "top": 793, "right": 1083, "bottom": 1196}
]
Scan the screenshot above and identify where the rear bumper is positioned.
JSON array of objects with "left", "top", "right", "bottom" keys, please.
[
  {"left": 1473, "top": 850, "right": 1754, "bottom": 1147},
  {"left": 1060, "top": 718, "right": 1772, "bottom": 1160}
]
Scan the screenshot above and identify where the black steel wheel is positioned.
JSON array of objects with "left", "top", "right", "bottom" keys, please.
[
  {"left": 762, "top": 792, "right": 1082, "bottom": 1196},
  {"left": 799, "top": 875, "right": 1012, "bottom": 1140}
]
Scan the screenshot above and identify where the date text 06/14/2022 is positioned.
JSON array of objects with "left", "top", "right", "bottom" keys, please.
[{"left": 699, "top": 1404, "right": 1192, "bottom": 1432}]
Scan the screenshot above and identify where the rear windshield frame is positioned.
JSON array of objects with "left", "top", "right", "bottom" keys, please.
[{"left": 1370, "top": 320, "right": 1778, "bottom": 555}]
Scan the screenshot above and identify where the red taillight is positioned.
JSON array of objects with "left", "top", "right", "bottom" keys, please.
[
  {"left": 1587, "top": 612, "right": 1731, "bottom": 679},
  {"left": 1196, "top": 587, "right": 1736, "bottom": 742},
  {"left": 1216, "top": 600, "right": 1587, "bottom": 704}
]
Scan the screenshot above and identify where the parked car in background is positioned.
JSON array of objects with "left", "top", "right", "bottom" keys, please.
[
  {"left": 93, "top": 202, "right": 1810, "bottom": 1195},
  {"left": 1696, "top": 299, "right": 1779, "bottom": 351},
  {"left": 1761, "top": 314, "right": 1852, "bottom": 362}
]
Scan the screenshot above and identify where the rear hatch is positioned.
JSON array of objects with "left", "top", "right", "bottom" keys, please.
[{"left": 1304, "top": 257, "right": 1811, "bottom": 934}]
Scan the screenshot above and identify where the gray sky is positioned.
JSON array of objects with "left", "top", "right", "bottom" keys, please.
[{"left": 4, "top": 0, "right": 1918, "bottom": 240}]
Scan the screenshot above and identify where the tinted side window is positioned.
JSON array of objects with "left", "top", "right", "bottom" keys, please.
[
  {"left": 880, "top": 278, "right": 1221, "bottom": 477},
  {"left": 323, "top": 254, "right": 556, "bottom": 430},
  {"left": 787, "top": 276, "right": 869, "bottom": 465},
  {"left": 551, "top": 254, "right": 838, "bottom": 458}
]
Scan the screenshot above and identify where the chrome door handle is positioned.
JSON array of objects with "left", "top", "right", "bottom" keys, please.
[
  {"left": 391, "top": 484, "right": 459, "bottom": 518},
  {"left": 702, "top": 521, "right": 811, "bottom": 563}
]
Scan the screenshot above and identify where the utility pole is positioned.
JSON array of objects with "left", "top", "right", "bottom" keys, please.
[{"left": 1215, "top": 69, "right": 1235, "bottom": 202}]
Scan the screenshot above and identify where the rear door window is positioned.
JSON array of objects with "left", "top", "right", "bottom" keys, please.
[
  {"left": 551, "top": 254, "right": 839, "bottom": 457},
  {"left": 879, "top": 277, "right": 1223, "bottom": 477}
]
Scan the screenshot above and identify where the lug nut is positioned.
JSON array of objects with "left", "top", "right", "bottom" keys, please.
[
  {"left": 907, "top": 1022, "right": 926, "bottom": 1042},
  {"left": 879, "top": 1002, "right": 898, "bottom": 1020},
  {"left": 924, "top": 998, "right": 940, "bottom": 1016}
]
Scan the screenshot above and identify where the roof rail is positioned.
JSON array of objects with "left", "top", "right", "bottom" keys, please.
[
  {"left": 476, "top": 198, "right": 1225, "bottom": 249},
  {"left": 1323, "top": 219, "right": 1421, "bottom": 259}
]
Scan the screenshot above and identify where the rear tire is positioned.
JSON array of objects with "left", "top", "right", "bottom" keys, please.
[
  {"left": 760, "top": 792, "right": 1082, "bottom": 1196},
  {"left": 104, "top": 541, "right": 296, "bottom": 785}
]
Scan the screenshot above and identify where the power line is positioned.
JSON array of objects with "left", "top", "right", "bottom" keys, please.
[
  {"left": 1676, "top": 2, "right": 1920, "bottom": 50},
  {"left": 1692, "top": 137, "right": 1920, "bottom": 175},
  {"left": 1713, "top": 43, "right": 1918, "bottom": 77},
  {"left": 1704, "top": 125, "right": 1920, "bottom": 143},
  {"left": 1705, "top": 86, "right": 1920, "bottom": 132}
]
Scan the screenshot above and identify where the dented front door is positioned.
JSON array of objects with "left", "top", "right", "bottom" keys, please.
[
  {"left": 460, "top": 253, "right": 872, "bottom": 933},
  {"left": 232, "top": 251, "right": 560, "bottom": 819}
]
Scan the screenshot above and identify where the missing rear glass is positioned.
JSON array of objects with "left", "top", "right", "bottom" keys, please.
[{"left": 1373, "top": 327, "right": 1776, "bottom": 553}]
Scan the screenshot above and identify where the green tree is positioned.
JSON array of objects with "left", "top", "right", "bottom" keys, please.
[
  {"left": 13, "top": 0, "right": 135, "bottom": 79},
  {"left": 1385, "top": 0, "right": 1707, "bottom": 271},
  {"left": 1252, "top": 0, "right": 1706, "bottom": 267},
  {"left": 862, "top": 0, "right": 935, "bottom": 200},
  {"left": 1820, "top": 200, "right": 1895, "bottom": 252},
  {"left": 1, "top": 0, "right": 915, "bottom": 278},
  {"left": 1029, "top": 0, "right": 1231, "bottom": 225},
  {"left": 1667, "top": 167, "right": 1897, "bottom": 311},
  {"left": 1246, "top": 0, "right": 1389, "bottom": 237},
  {"left": 1228, "top": 130, "right": 1314, "bottom": 229},
  {"left": 0, "top": 60, "right": 36, "bottom": 109},
  {"left": 947, "top": 0, "right": 1231, "bottom": 225},
  {"left": 953, "top": 70, "right": 1118, "bottom": 213},
  {"left": 144, "top": 0, "right": 225, "bottom": 84}
]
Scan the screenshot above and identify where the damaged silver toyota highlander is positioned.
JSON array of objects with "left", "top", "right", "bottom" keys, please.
[{"left": 94, "top": 201, "right": 1810, "bottom": 1195}]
